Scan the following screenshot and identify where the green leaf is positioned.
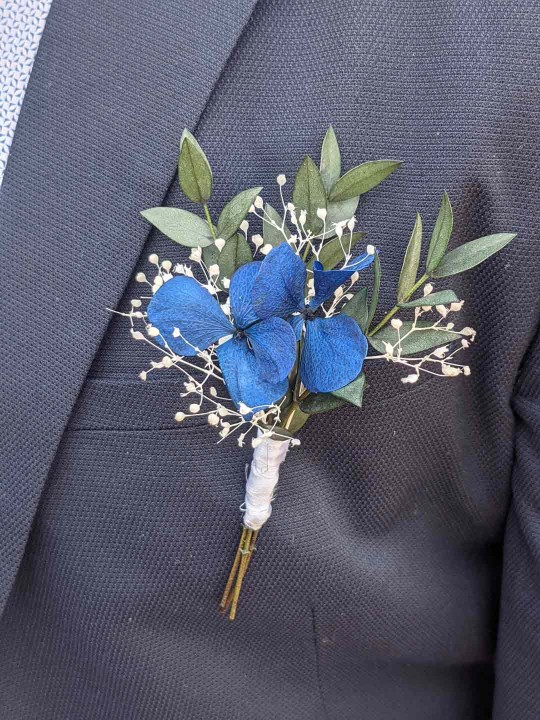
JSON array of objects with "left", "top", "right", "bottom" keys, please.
[
  {"left": 216, "top": 186, "right": 262, "bottom": 240},
  {"left": 325, "top": 197, "right": 360, "bottom": 230},
  {"left": 202, "top": 244, "right": 219, "bottom": 268},
  {"left": 331, "top": 373, "right": 365, "bottom": 408},
  {"left": 218, "top": 233, "right": 253, "bottom": 281},
  {"left": 263, "top": 203, "right": 290, "bottom": 247},
  {"left": 140, "top": 207, "right": 213, "bottom": 247},
  {"left": 300, "top": 393, "right": 347, "bottom": 415},
  {"left": 397, "top": 213, "right": 422, "bottom": 302},
  {"left": 369, "top": 320, "right": 462, "bottom": 356},
  {"left": 292, "top": 156, "right": 327, "bottom": 234},
  {"left": 279, "top": 406, "right": 310, "bottom": 435},
  {"left": 308, "top": 232, "right": 366, "bottom": 271},
  {"left": 367, "top": 253, "right": 381, "bottom": 330},
  {"left": 426, "top": 192, "right": 453, "bottom": 272},
  {"left": 342, "top": 287, "right": 369, "bottom": 331},
  {"left": 431, "top": 233, "right": 516, "bottom": 278},
  {"left": 320, "top": 126, "right": 341, "bottom": 193},
  {"left": 328, "top": 160, "right": 402, "bottom": 202},
  {"left": 399, "top": 290, "right": 458, "bottom": 308},
  {"left": 178, "top": 129, "right": 213, "bottom": 204}
]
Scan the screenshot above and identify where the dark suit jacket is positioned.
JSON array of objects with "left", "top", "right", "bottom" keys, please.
[{"left": 1, "top": 1, "right": 539, "bottom": 718}]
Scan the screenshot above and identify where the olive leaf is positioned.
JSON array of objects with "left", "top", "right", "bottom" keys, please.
[
  {"left": 325, "top": 197, "right": 360, "bottom": 231},
  {"left": 263, "top": 203, "right": 290, "bottom": 247},
  {"left": 331, "top": 373, "right": 366, "bottom": 408},
  {"left": 431, "top": 233, "right": 516, "bottom": 278},
  {"left": 292, "top": 156, "right": 327, "bottom": 235},
  {"left": 369, "top": 321, "right": 462, "bottom": 356},
  {"left": 218, "top": 233, "right": 253, "bottom": 282},
  {"left": 177, "top": 129, "right": 213, "bottom": 204},
  {"left": 320, "top": 126, "right": 341, "bottom": 193},
  {"left": 399, "top": 290, "right": 458, "bottom": 307},
  {"left": 300, "top": 393, "right": 347, "bottom": 414},
  {"left": 367, "top": 253, "right": 381, "bottom": 330},
  {"left": 328, "top": 160, "right": 402, "bottom": 202},
  {"left": 342, "top": 287, "right": 369, "bottom": 332},
  {"left": 216, "top": 186, "right": 262, "bottom": 240},
  {"left": 202, "top": 244, "right": 220, "bottom": 268},
  {"left": 426, "top": 192, "right": 452, "bottom": 273},
  {"left": 397, "top": 213, "right": 422, "bottom": 302},
  {"left": 140, "top": 207, "right": 213, "bottom": 247},
  {"left": 308, "top": 232, "right": 366, "bottom": 270}
]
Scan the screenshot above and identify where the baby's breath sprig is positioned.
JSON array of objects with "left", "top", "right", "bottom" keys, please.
[{"left": 121, "top": 127, "right": 516, "bottom": 619}]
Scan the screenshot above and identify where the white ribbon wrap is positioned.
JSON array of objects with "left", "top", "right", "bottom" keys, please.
[{"left": 243, "top": 433, "right": 291, "bottom": 530}]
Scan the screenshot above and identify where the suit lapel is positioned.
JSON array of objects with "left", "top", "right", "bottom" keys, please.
[{"left": 0, "top": 0, "right": 259, "bottom": 611}]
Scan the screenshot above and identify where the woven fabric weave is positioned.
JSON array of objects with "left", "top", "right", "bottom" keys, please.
[{"left": 1, "top": 0, "right": 539, "bottom": 718}]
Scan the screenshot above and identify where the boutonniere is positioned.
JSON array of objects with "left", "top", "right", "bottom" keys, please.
[{"left": 120, "top": 128, "right": 515, "bottom": 620}]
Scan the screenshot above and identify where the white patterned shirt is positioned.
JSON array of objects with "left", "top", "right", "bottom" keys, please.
[{"left": 0, "top": 1, "right": 52, "bottom": 188}]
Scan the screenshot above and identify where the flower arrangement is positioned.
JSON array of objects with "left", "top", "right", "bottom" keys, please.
[{"left": 120, "top": 127, "right": 515, "bottom": 619}]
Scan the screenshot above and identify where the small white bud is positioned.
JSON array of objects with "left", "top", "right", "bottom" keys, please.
[
  {"left": 130, "top": 330, "right": 145, "bottom": 341},
  {"left": 391, "top": 318, "right": 403, "bottom": 330},
  {"left": 217, "top": 405, "right": 229, "bottom": 417},
  {"left": 436, "top": 305, "right": 448, "bottom": 318},
  {"left": 207, "top": 414, "right": 220, "bottom": 426},
  {"left": 174, "top": 264, "right": 185, "bottom": 274},
  {"left": 237, "top": 434, "right": 246, "bottom": 448},
  {"left": 147, "top": 326, "right": 160, "bottom": 337},
  {"left": 189, "top": 248, "right": 202, "bottom": 262},
  {"left": 461, "top": 327, "right": 476, "bottom": 338},
  {"left": 238, "top": 402, "right": 251, "bottom": 415},
  {"left": 446, "top": 322, "right": 455, "bottom": 330},
  {"left": 366, "top": 244, "right": 375, "bottom": 255},
  {"left": 184, "top": 267, "right": 194, "bottom": 277},
  {"left": 139, "top": 371, "right": 147, "bottom": 381},
  {"left": 135, "top": 272, "right": 147, "bottom": 283},
  {"left": 172, "top": 327, "right": 181, "bottom": 338},
  {"left": 222, "top": 278, "right": 230, "bottom": 289},
  {"left": 175, "top": 412, "right": 186, "bottom": 422},
  {"left": 287, "top": 202, "right": 295, "bottom": 212},
  {"left": 208, "top": 264, "right": 220, "bottom": 276},
  {"left": 215, "top": 238, "right": 226, "bottom": 252},
  {"left": 277, "top": 174, "right": 286, "bottom": 186},
  {"left": 162, "top": 273, "right": 173, "bottom": 282},
  {"left": 254, "top": 196, "right": 264, "bottom": 209},
  {"left": 251, "top": 234, "right": 264, "bottom": 248},
  {"left": 209, "top": 386, "right": 218, "bottom": 397},
  {"left": 401, "top": 373, "right": 419, "bottom": 384},
  {"left": 463, "top": 365, "right": 471, "bottom": 376},
  {"left": 316, "top": 207, "right": 327, "bottom": 220},
  {"left": 261, "top": 244, "right": 273, "bottom": 255},
  {"left": 148, "top": 253, "right": 159, "bottom": 265},
  {"left": 219, "top": 427, "right": 230, "bottom": 438},
  {"left": 291, "top": 438, "right": 301, "bottom": 447},
  {"left": 240, "top": 219, "right": 249, "bottom": 232},
  {"left": 161, "top": 260, "right": 172, "bottom": 272},
  {"left": 433, "top": 346, "right": 448, "bottom": 358},
  {"left": 334, "top": 286, "right": 344, "bottom": 299},
  {"left": 189, "top": 403, "right": 201, "bottom": 414},
  {"left": 423, "top": 283, "right": 434, "bottom": 296},
  {"left": 162, "top": 356, "right": 173, "bottom": 368},
  {"left": 461, "top": 339, "right": 470, "bottom": 349},
  {"left": 299, "top": 210, "right": 307, "bottom": 225},
  {"left": 252, "top": 437, "right": 262, "bottom": 448},
  {"left": 184, "top": 382, "right": 196, "bottom": 393},
  {"left": 450, "top": 301, "right": 464, "bottom": 312},
  {"left": 347, "top": 217, "right": 356, "bottom": 231},
  {"left": 131, "top": 298, "right": 142, "bottom": 308},
  {"left": 383, "top": 342, "right": 394, "bottom": 356},
  {"left": 442, "top": 364, "right": 461, "bottom": 377},
  {"left": 153, "top": 275, "right": 163, "bottom": 289}
]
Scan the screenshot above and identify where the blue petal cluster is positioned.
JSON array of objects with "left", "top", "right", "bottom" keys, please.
[
  {"left": 252, "top": 244, "right": 373, "bottom": 393},
  {"left": 147, "top": 243, "right": 374, "bottom": 413}
]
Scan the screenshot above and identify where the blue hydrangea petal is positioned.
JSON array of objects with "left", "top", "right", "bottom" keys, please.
[
  {"left": 245, "top": 317, "right": 297, "bottom": 382},
  {"left": 311, "top": 251, "right": 375, "bottom": 308},
  {"left": 216, "top": 337, "right": 289, "bottom": 413},
  {"left": 289, "top": 314, "right": 305, "bottom": 341},
  {"left": 252, "top": 243, "right": 306, "bottom": 319},
  {"left": 147, "top": 276, "right": 233, "bottom": 356},
  {"left": 300, "top": 314, "right": 368, "bottom": 393},
  {"left": 229, "top": 261, "right": 262, "bottom": 329}
]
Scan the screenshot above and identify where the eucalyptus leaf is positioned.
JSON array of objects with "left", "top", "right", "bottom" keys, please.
[
  {"left": 308, "top": 232, "right": 366, "bottom": 270},
  {"left": 369, "top": 320, "right": 462, "bottom": 356},
  {"left": 331, "top": 373, "right": 365, "bottom": 408},
  {"left": 367, "top": 253, "right": 381, "bottom": 330},
  {"left": 292, "top": 155, "right": 326, "bottom": 234},
  {"left": 342, "top": 287, "right": 369, "bottom": 331},
  {"left": 320, "top": 126, "right": 341, "bottom": 193},
  {"left": 178, "top": 129, "right": 213, "bottom": 204},
  {"left": 399, "top": 290, "right": 458, "bottom": 308},
  {"left": 216, "top": 186, "right": 262, "bottom": 240},
  {"left": 426, "top": 192, "right": 453, "bottom": 272},
  {"left": 218, "top": 233, "right": 253, "bottom": 282},
  {"left": 397, "top": 213, "right": 422, "bottom": 302},
  {"left": 300, "top": 393, "right": 347, "bottom": 414},
  {"left": 140, "top": 207, "right": 213, "bottom": 247},
  {"left": 328, "top": 160, "right": 402, "bottom": 202},
  {"left": 263, "top": 203, "right": 290, "bottom": 247},
  {"left": 431, "top": 233, "right": 516, "bottom": 278},
  {"left": 202, "top": 244, "right": 220, "bottom": 268}
]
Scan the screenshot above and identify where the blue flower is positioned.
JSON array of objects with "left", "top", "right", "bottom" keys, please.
[
  {"left": 147, "top": 262, "right": 297, "bottom": 412},
  {"left": 252, "top": 243, "right": 373, "bottom": 393}
]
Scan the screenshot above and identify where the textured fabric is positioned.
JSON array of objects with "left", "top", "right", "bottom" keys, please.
[
  {"left": 1, "top": 1, "right": 540, "bottom": 719},
  {"left": 0, "top": 0, "right": 52, "bottom": 186}
]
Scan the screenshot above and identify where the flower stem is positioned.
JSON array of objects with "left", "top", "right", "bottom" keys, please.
[
  {"left": 220, "top": 525, "right": 259, "bottom": 620},
  {"left": 368, "top": 273, "right": 429, "bottom": 337},
  {"left": 203, "top": 203, "right": 217, "bottom": 241}
]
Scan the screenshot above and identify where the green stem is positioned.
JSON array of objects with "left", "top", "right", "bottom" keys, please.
[
  {"left": 368, "top": 273, "right": 429, "bottom": 337},
  {"left": 203, "top": 203, "right": 217, "bottom": 241}
]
